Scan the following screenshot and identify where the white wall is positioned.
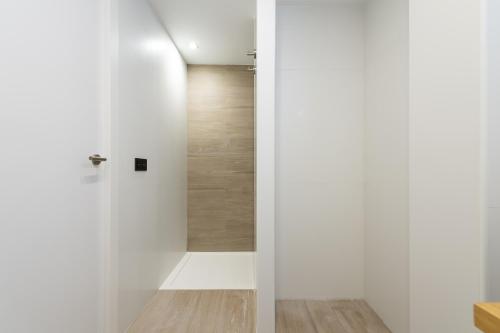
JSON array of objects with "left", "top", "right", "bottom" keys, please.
[
  {"left": 276, "top": 3, "right": 365, "bottom": 299},
  {"left": 409, "top": 0, "right": 483, "bottom": 331},
  {"left": 364, "top": 0, "right": 409, "bottom": 332},
  {"left": 486, "top": 0, "right": 500, "bottom": 302},
  {"left": 255, "top": 0, "right": 276, "bottom": 331},
  {"left": 0, "top": 1, "right": 108, "bottom": 332},
  {"left": 117, "top": 0, "right": 187, "bottom": 330}
]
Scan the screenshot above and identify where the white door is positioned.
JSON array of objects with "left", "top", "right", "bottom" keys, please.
[{"left": 0, "top": 1, "right": 111, "bottom": 332}]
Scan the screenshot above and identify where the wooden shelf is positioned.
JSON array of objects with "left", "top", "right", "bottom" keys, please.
[{"left": 475, "top": 303, "right": 500, "bottom": 333}]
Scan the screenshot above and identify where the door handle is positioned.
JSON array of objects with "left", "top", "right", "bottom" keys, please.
[
  {"left": 246, "top": 49, "right": 256, "bottom": 58},
  {"left": 89, "top": 154, "right": 107, "bottom": 166}
]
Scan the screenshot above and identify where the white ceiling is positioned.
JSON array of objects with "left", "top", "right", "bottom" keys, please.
[{"left": 150, "top": 0, "right": 256, "bottom": 65}]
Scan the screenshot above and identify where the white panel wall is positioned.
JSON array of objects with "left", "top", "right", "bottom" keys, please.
[
  {"left": 276, "top": 3, "right": 365, "bottom": 299},
  {"left": 117, "top": 0, "right": 187, "bottom": 330},
  {"left": 364, "top": 0, "right": 409, "bottom": 332},
  {"left": 409, "top": 0, "right": 483, "bottom": 331},
  {"left": 486, "top": 0, "right": 500, "bottom": 301},
  {"left": 255, "top": 0, "right": 276, "bottom": 331},
  {"left": 0, "top": 1, "right": 107, "bottom": 332}
]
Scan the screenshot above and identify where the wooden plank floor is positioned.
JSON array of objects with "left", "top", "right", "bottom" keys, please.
[
  {"left": 128, "top": 291, "right": 391, "bottom": 333},
  {"left": 128, "top": 290, "right": 255, "bottom": 333},
  {"left": 276, "top": 300, "right": 392, "bottom": 333}
]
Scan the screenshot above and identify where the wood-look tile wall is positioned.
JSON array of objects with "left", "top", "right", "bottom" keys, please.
[{"left": 187, "top": 65, "right": 255, "bottom": 251}]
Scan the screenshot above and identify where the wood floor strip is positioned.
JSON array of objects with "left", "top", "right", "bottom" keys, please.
[
  {"left": 353, "top": 300, "right": 392, "bottom": 333},
  {"left": 156, "top": 291, "right": 200, "bottom": 333},
  {"left": 128, "top": 290, "right": 255, "bottom": 333},
  {"left": 305, "top": 301, "right": 348, "bottom": 333},
  {"left": 277, "top": 300, "right": 391, "bottom": 333},
  {"left": 216, "top": 290, "right": 255, "bottom": 332},
  {"left": 127, "top": 291, "right": 176, "bottom": 333},
  {"left": 129, "top": 293, "right": 391, "bottom": 333},
  {"left": 187, "top": 290, "right": 224, "bottom": 332},
  {"left": 276, "top": 300, "right": 317, "bottom": 333}
]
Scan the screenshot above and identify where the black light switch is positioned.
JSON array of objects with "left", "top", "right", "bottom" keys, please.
[{"left": 135, "top": 158, "right": 147, "bottom": 171}]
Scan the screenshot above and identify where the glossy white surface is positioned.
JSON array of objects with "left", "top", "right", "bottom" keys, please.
[
  {"left": 117, "top": 0, "right": 187, "bottom": 331},
  {"left": 0, "top": 1, "right": 108, "bottom": 331},
  {"left": 161, "top": 252, "right": 256, "bottom": 290},
  {"left": 409, "top": 0, "right": 483, "bottom": 331},
  {"left": 486, "top": 0, "right": 500, "bottom": 301},
  {"left": 276, "top": 3, "right": 364, "bottom": 299},
  {"left": 255, "top": 0, "right": 277, "bottom": 330},
  {"left": 364, "top": 0, "right": 409, "bottom": 332},
  {"left": 150, "top": 0, "right": 255, "bottom": 65}
]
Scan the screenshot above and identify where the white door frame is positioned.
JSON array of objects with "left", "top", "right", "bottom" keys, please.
[{"left": 255, "top": 0, "right": 276, "bottom": 332}]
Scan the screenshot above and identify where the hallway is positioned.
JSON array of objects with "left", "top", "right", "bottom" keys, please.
[{"left": 1, "top": 0, "right": 498, "bottom": 332}]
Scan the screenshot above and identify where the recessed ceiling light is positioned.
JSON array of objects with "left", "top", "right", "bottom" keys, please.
[{"left": 189, "top": 41, "right": 199, "bottom": 50}]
